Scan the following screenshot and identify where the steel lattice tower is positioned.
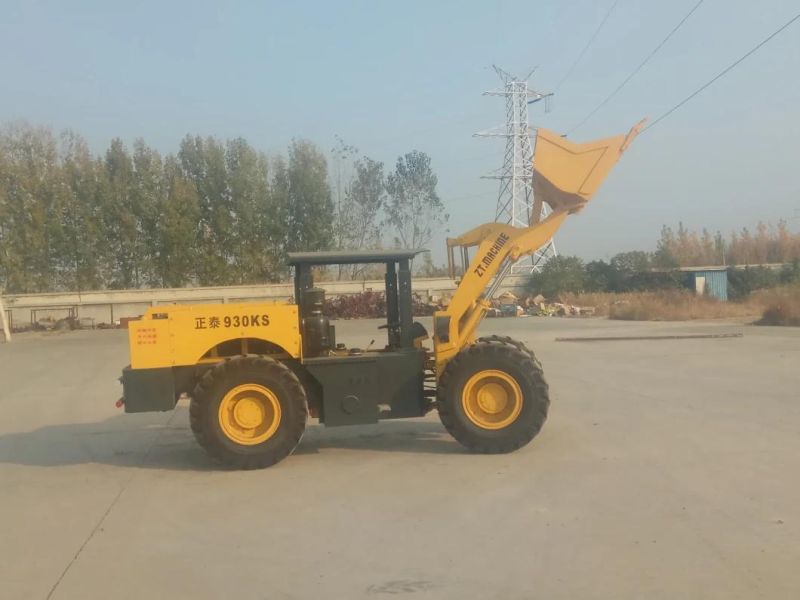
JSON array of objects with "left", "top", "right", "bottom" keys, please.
[{"left": 475, "top": 65, "right": 556, "bottom": 272}]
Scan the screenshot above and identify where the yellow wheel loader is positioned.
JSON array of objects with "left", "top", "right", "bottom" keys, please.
[{"left": 118, "top": 122, "right": 643, "bottom": 469}]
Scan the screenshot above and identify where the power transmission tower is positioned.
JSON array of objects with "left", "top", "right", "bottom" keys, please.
[{"left": 475, "top": 65, "right": 556, "bottom": 272}]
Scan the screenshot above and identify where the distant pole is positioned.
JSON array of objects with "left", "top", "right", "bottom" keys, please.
[
  {"left": 0, "top": 294, "right": 10, "bottom": 342},
  {"left": 475, "top": 65, "right": 556, "bottom": 273}
]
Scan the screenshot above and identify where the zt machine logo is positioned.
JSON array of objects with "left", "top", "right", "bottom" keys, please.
[
  {"left": 473, "top": 232, "right": 510, "bottom": 277},
  {"left": 194, "top": 314, "right": 270, "bottom": 330}
]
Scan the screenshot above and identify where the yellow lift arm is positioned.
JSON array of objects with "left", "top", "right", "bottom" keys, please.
[{"left": 433, "top": 120, "right": 645, "bottom": 371}]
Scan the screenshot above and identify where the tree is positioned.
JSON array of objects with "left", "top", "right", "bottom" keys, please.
[
  {"left": 675, "top": 222, "right": 692, "bottom": 266},
  {"left": 775, "top": 220, "right": 797, "bottom": 262},
  {"left": 753, "top": 221, "right": 770, "bottom": 264},
  {"left": 270, "top": 155, "right": 292, "bottom": 279},
  {"left": 727, "top": 265, "right": 779, "bottom": 300},
  {"left": 608, "top": 250, "right": 681, "bottom": 291},
  {"left": 102, "top": 138, "right": 140, "bottom": 288},
  {"left": 286, "top": 139, "right": 333, "bottom": 253},
  {"left": 779, "top": 260, "right": 800, "bottom": 285},
  {"left": 385, "top": 151, "right": 447, "bottom": 257},
  {"left": 0, "top": 123, "right": 62, "bottom": 292},
  {"left": 654, "top": 225, "right": 679, "bottom": 268},
  {"left": 699, "top": 228, "right": 716, "bottom": 265},
  {"left": 341, "top": 157, "right": 387, "bottom": 278},
  {"left": 330, "top": 137, "right": 359, "bottom": 258},
  {"left": 735, "top": 227, "right": 754, "bottom": 265},
  {"left": 178, "top": 135, "right": 231, "bottom": 285},
  {"left": 610, "top": 250, "right": 652, "bottom": 275},
  {"left": 416, "top": 251, "right": 449, "bottom": 277},
  {"left": 714, "top": 231, "right": 726, "bottom": 266},
  {"left": 156, "top": 156, "right": 200, "bottom": 287},
  {"left": 585, "top": 260, "right": 614, "bottom": 292},
  {"left": 527, "top": 256, "right": 586, "bottom": 298},
  {"left": 225, "top": 138, "right": 275, "bottom": 283},
  {"left": 59, "top": 130, "right": 107, "bottom": 291},
  {"left": 347, "top": 157, "right": 385, "bottom": 249},
  {"left": 131, "top": 139, "right": 164, "bottom": 286}
]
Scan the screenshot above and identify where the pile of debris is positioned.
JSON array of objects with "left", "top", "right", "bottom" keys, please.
[
  {"left": 32, "top": 316, "right": 97, "bottom": 331},
  {"left": 531, "top": 301, "right": 596, "bottom": 317},
  {"left": 486, "top": 293, "right": 596, "bottom": 318}
]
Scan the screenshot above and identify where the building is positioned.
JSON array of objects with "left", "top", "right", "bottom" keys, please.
[{"left": 680, "top": 266, "right": 728, "bottom": 301}]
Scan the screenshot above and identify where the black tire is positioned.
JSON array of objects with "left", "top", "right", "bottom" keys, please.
[
  {"left": 190, "top": 356, "right": 308, "bottom": 469},
  {"left": 437, "top": 340, "right": 549, "bottom": 453},
  {"left": 476, "top": 335, "right": 543, "bottom": 370}
]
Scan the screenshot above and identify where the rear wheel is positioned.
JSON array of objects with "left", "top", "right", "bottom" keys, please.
[
  {"left": 190, "top": 356, "right": 308, "bottom": 469},
  {"left": 437, "top": 340, "right": 549, "bottom": 453}
]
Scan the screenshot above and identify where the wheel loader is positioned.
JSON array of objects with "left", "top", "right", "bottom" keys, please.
[{"left": 118, "top": 122, "right": 643, "bottom": 469}]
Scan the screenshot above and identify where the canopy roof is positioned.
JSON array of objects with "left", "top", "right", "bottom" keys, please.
[{"left": 287, "top": 249, "right": 423, "bottom": 266}]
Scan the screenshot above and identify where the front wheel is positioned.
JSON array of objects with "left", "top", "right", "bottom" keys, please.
[
  {"left": 190, "top": 356, "right": 308, "bottom": 469},
  {"left": 437, "top": 340, "right": 549, "bottom": 453}
]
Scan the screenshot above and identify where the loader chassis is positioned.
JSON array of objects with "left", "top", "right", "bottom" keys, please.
[
  {"left": 119, "top": 122, "right": 642, "bottom": 469},
  {"left": 122, "top": 250, "right": 430, "bottom": 428},
  {"left": 303, "top": 351, "right": 426, "bottom": 426}
]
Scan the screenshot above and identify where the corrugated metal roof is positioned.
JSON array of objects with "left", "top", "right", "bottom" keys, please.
[{"left": 678, "top": 266, "right": 728, "bottom": 272}]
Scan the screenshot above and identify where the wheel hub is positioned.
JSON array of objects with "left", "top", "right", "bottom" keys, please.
[
  {"left": 233, "top": 396, "right": 265, "bottom": 429},
  {"left": 462, "top": 369, "right": 523, "bottom": 430},
  {"left": 476, "top": 383, "right": 508, "bottom": 414},
  {"left": 218, "top": 384, "right": 281, "bottom": 445}
]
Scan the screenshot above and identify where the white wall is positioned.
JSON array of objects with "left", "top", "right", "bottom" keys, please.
[{"left": 2, "top": 276, "right": 529, "bottom": 329}]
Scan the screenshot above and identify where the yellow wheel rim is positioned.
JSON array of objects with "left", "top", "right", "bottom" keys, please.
[
  {"left": 462, "top": 369, "right": 523, "bottom": 430},
  {"left": 218, "top": 384, "right": 281, "bottom": 445}
]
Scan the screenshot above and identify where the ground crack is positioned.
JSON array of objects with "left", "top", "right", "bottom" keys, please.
[{"left": 45, "top": 412, "right": 178, "bottom": 599}]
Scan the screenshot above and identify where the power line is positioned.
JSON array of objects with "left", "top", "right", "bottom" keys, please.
[
  {"left": 555, "top": 0, "right": 619, "bottom": 91},
  {"left": 643, "top": 10, "right": 800, "bottom": 133},
  {"left": 569, "top": 0, "right": 704, "bottom": 134}
]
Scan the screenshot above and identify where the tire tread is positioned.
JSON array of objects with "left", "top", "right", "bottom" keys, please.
[
  {"left": 189, "top": 356, "right": 308, "bottom": 469},
  {"left": 437, "top": 339, "right": 549, "bottom": 454}
]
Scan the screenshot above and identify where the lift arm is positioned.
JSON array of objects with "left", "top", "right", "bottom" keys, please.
[{"left": 432, "top": 120, "right": 645, "bottom": 370}]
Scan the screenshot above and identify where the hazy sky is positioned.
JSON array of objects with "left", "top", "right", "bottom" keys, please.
[{"left": 1, "top": 0, "right": 798, "bottom": 261}]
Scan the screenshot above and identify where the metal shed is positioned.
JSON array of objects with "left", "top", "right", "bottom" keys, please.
[{"left": 680, "top": 267, "right": 728, "bottom": 301}]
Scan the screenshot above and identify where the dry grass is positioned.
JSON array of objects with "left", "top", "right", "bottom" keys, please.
[
  {"left": 559, "top": 290, "right": 765, "bottom": 321},
  {"left": 753, "top": 286, "right": 800, "bottom": 326}
]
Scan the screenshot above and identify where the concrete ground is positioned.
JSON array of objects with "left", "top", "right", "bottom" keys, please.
[{"left": 0, "top": 317, "right": 798, "bottom": 600}]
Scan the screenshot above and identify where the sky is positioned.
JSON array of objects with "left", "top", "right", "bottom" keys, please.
[{"left": 1, "top": 0, "right": 799, "bottom": 262}]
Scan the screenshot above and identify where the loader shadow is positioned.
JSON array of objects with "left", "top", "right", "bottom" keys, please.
[
  {"left": 0, "top": 405, "right": 461, "bottom": 471},
  {"left": 296, "top": 419, "right": 460, "bottom": 456}
]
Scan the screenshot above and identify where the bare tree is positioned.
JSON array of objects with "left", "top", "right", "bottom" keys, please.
[{"left": 385, "top": 151, "right": 447, "bottom": 262}]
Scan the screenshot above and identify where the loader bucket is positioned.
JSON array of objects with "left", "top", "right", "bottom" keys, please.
[{"left": 532, "top": 120, "right": 645, "bottom": 216}]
